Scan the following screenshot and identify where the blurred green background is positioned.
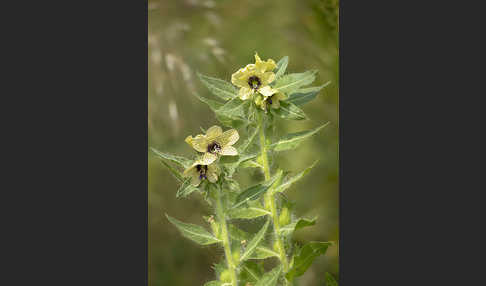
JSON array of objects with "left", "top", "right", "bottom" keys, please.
[{"left": 148, "top": 0, "right": 339, "bottom": 285}]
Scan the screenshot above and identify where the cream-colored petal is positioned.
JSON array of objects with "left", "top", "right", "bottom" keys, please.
[
  {"left": 191, "top": 135, "right": 209, "bottom": 153},
  {"left": 206, "top": 125, "right": 223, "bottom": 140},
  {"left": 271, "top": 98, "right": 280, "bottom": 109},
  {"left": 261, "top": 71, "right": 276, "bottom": 85},
  {"left": 219, "top": 145, "right": 238, "bottom": 156},
  {"left": 238, "top": 87, "right": 253, "bottom": 100},
  {"left": 185, "top": 135, "right": 193, "bottom": 147},
  {"left": 217, "top": 129, "right": 239, "bottom": 147},
  {"left": 206, "top": 164, "right": 220, "bottom": 183},
  {"left": 255, "top": 54, "right": 277, "bottom": 73},
  {"left": 275, "top": 92, "right": 287, "bottom": 100},
  {"left": 183, "top": 165, "right": 196, "bottom": 177},
  {"left": 190, "top": 171, "right": 202, "bottom": 186},
  {"left": 231, "top": 64, "right": 257, "bottom": 87},
  {"left": 259, "top": 85, "right": 277, "bottom": 98},
  {"left": 198, "top": 152, "right": 218, "bottom": 165}
]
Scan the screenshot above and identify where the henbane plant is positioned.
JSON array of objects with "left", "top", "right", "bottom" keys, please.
[{"left": 152, "top": 53, "right": 337, "bottom": 286}]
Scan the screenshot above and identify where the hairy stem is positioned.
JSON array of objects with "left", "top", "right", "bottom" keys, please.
[
  {"left": 214, "top": 184, "right": 238, "bottom": 286},
  {"left": 258, "top": 114, "right": 291, "bottom": 284}
]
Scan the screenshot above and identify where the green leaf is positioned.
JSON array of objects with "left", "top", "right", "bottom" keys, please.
[
  {"left": 287, "top": 82, "right": 331, "bottom": 106},
  {"left": 273, "top": 161, "right": 319, "bottom": 194},
  {"left": 285, "top": 241, "right": 332, "bottom": 281},
  {"left": 232, "top": 171, "right": 282, "bottom": 209},
  {"left": 228, "top": 224, "right": 251, "bottom": 241},
  {"left": 240, "top": 261, "right": 264, "bottom": 283},
  {"left": 238, "top": 126, "right": 260, "bottom": 154},
  {"left": 239, "top": 220, "right": 270, "bottom": 262},
  {"left": 273, "top": 101, "right": 307, "bottom": 120},
  {"left": 215, "top": 98, "right": 251, "bottom": 128},
  {"left": 176, "top": 177, "right": 199, "bottom": 198},
  {"left": 248, "top": 246, "right": 279, "bottom": 260},
  {"left": 325, "top": 272, "right": 339, "bottom": 286},
  {"left": 228, "top": 207, "right": 271, "bottom": 220},
  {"left": 197, "top": 72, "right": 238, "bottom": 100},
  {"left": 275, "top": 56, "right": 289, "bottom": 78},
  {"left": 270, "top": 123, "right": 330, "bottom": 152},
  {"left": 221, "top": 153, "right": 258, "bottom": 177},
  {"left": 255, "top": 265, "right": 282, "bottom": 286},
  {"left": 166, "top": 214, "right": 221, "bottom": 245},
  {"left": 158, "top": 159, "right": 184, "bottom": 182},
  {"left": 150, "top": 147, "right": 192, "bottom": 169},
  {"left": 273, "top": 70, "right": 317, "bottom": 94},
  {"left": 193, "top": 93, "right": 224, "bottom": 111},
  {"left": 279, "top": 217, "right": 317, "bottom": 236},
  {"left": 203, "top": 281, "right": 223, "bottom": 286}
]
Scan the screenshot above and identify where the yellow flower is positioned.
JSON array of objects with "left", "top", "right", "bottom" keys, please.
[
  {"left": 254, "top": 90, "right": 287, "bottom": 110},
  {"left": 231, "top": 53, "right": 277, "bottom": 101},
  {"left": 185, "top": 125, "right": 239, "bottom": 164},
  {"left": 183, "top": 160, "right": 220, "bottom": 186}
]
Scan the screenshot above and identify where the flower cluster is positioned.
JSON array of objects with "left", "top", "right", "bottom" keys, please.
[
  {"left": 231, "top": 53, "right": 287, "bottom": 110},
  {"left": 183, "top": 125, "right": 239, "bottom": 186}
]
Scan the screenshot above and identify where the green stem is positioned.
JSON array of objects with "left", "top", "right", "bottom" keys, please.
[
  {"left": 258, "top": 114, "right": 291, "bottom": 285},
  {"left": 214, "top": 184, "right": 238, "bottom": 286}
]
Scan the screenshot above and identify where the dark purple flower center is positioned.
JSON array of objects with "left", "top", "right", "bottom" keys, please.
[
  {"left": 248, "top": 76, "right": 261, "bottom": 89},
  {"left": 207, "top": 142, "right": 222, "bottom": 154},
  {"left": 196, "top": 164, "right": 208, "bottom": 180}
]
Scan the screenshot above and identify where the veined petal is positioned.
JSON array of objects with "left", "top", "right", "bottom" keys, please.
[
  {"left": 231, "top": 64, "right": 257, "bottom": 87},
  {"left": 199, "top": 152, "right": 218, "bottom": 165},
  {"left": 185, "top": 135, "right": 193, "bottom": 147},
  {"left": 219, "top": 145, "right": 238, "bottom": 156},
  {"left": 217, "top": 129, "right": 239, "bottom": 146},
  {"left": 207, "top": 164, "right": 220, "bottom": 183},
  {"left": 238, "top": 87, "right": 253, "bottom": 100},
  {"left": 259, "top": 85, "right": 278, "bottom": 98},
  {"left": 255, "top": 53, "right": 277, "bottom": 73},
  {"left": 206, "top": 125, "right": 223, "bottom": 140},
  {"left": 192, "top": 135, "right": 209, "bottom": 153},
  {"left": 261, "top": 71, "right": 276, "bottom": 85}
]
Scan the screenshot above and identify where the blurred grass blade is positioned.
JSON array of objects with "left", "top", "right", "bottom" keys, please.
[
  {"left": 275, "top": 56, "right": 289, "bottom": 78},
  {"left": 239, "top": 220, "right": 270, "bottom": 263},
  {"left": 270, "top": 123, "right": 329, "bottom": 151},
  {"left": 285, "top": 241, "right": 332, "bottom": 281},
  {"left": 166, "top": 214, "right": 221, "bottom": 245},
  {"left": 255, "top": 265, "right": 282, "bottom": 286},
  {"left": 273, "top": 161, "right": 319, "bottom": 194},
  {"left": 150, "top": 147, "right": 192, "bottom": 169},
  {"left": 203, "top": 281, "right": 223, "bottom": 286},
  {"left": 197, "top": 72, "right": 238, "bottom": 100},
  {"left": 273, "top": 70, "right": 318, "bottom": 94}
]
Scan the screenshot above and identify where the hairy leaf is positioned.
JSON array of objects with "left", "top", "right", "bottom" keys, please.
[
  {"left": 239, "top": 220, "right": 270, "bottom": 262},
  {"left": 255, "top": 265, "right": 282, "bottom": 286},
  {"left": 325, "top": 272, "right": 339, "bottom": 286},
  {"left": 166, "top": 214, "right": 221, "bottom": 245},
  {"left": 228, "top": 207, "right": 271, "bottom": 220},
  {"left": 287, "top": 82, "right": 331, "bottom": 106},
  {"left": 238, "top": 126, "right": 260, "bottom": 154},
  {"left": 151, "top": 147, "right": 192, "bottom": 169},
  {"left": 275, "top": 56, "right": 289, "bottom": 78},
  {"left": 279, "top": 217, "right": 317, "bottom": 236},
  {"left": 273, "top": 101, "right": 307, "bottom": 120},
  {"left": 228, "top": 224, "right": 251, "bottom": 241},
  {"left": 221, "top": 153, "right": 258, "bottom": 177},
  {"left": 197, "top": 72, "right": 238, "bottom": 100},
  {"left": 240, "top": 261, "right": 264, "bottom": 283},
  {"left": 158, "top": 159, "right": 184, "bottom": 182},
  {"left": 273, "top": 70, "right": 317, "bottom": 94},
  {"left": 232, "top": 171, "right": 281, "bottom": 208},
  {"left": 194, "top": 92, "right": 224, "bottom": 111},
  {"left": 285, "top": 241, "right": 332, "bottom": 281},
  {"left": 248, "top": 246, "right": 279, "bottom": 260},
  {"left": 270, "top": 123, "right": 330, "bottom": 152},
  {"left": 273, "top": 161, "right": 319, "bottom": 194},
  {"left": 176, "top": 177, "right": 199, "bottom": 198}
]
